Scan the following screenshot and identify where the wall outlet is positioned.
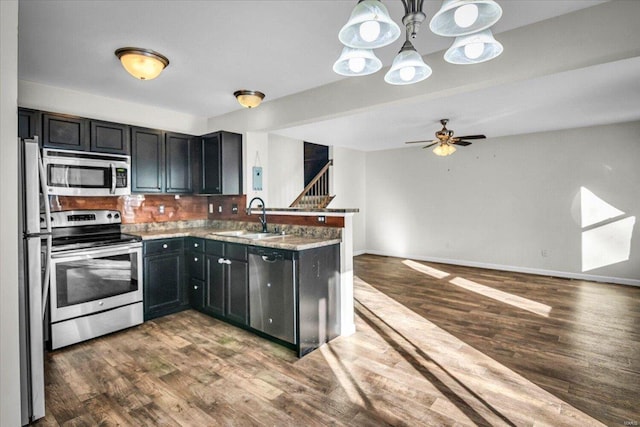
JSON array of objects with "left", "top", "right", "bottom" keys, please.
[
  {"left": 218, "top": 205, "right": 222, "bottom": 213},
  {"left": 208, "top": 203, "right": 214, "bottom": 214},
  {"left": 317, "top": 216, "right": 326, "bottom": 223},
  {"left": 232, "top": 204, "right": 238, "bottom": 214},
  {"left": 159, "top": 205, "right": 165, "bottom": 214}
]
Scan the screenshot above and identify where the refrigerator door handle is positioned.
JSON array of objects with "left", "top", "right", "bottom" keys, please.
[
  {"left": 37, "top": 142, "right": 52, "bottom": 318},
  {"left": 37, "top": 144, "right": 52, "bottom": 233},
  {"left": 41, "top": 235, "right": 52, "bottom": 319}
]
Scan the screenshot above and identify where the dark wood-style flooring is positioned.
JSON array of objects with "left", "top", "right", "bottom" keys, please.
[{"left": 33, "top": 254, "right": 640, "bottom": 426}]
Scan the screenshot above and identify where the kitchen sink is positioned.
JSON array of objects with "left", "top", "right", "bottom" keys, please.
[{"left": 211, "top": 230, "right": 283, "bottom": 240}]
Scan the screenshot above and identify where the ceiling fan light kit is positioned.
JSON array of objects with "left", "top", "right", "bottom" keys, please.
[
  {"left": 432, "top": 143, "right": 457, "bottom": 156},
  {"left": 335, "top": 0, "right": 503, "bottom": 84},
  {"left": 333, "top": 46, "right": 383, "bottom": 76}
]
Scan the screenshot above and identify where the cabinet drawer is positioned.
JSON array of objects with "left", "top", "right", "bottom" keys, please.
[
  {"left": 144, "top": 238, "right": 184, "bottom": 255},
  {"left": 189, "top": 252, "right": 204, "bottom": 280},
  {"left": 205, "top": 240, "right": 224, "bottom": 255},
  {"left": 187, "top": 237, "right": 205, "bottom": 252},
  {"left": 226, "top": 243, "right": 247, "bottom": 261}
]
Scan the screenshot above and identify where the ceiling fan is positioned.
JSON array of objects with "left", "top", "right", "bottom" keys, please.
[{"left": 405, "top": 119, "right": 486, "bottom": 156}]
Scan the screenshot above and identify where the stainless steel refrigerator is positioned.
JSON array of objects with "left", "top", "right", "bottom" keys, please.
[{"left": 18, "top": 137, "right": 50, "bottom": 425}]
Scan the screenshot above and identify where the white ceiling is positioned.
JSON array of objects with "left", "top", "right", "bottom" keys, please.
[{"left": 19, "top": 0, "right": 636, "bottom": 151}]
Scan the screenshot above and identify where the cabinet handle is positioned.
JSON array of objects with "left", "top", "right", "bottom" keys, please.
[
  {"left": 224, "top": 259, "right": 231, "bottom": 265},
  {"left": 268, "top": 318, "right": 273, "bottom": 324},
  {"left": 217, "top": 258, "right": 231, "bottom": 265},
  {"left": 193, "top": 285, "right": 198, "bottom": 290},
  {"left": 194, "top": 257, "right": 198, "bottom": 262},
  {"left": 267, "top": 283, "right": 271, "bottom": 288},
  {"left": 163, "top": 244, "right": 168, "bottom": 249},
  {"left": 194, "top": 243, "right": 199, "bottom": 248}
]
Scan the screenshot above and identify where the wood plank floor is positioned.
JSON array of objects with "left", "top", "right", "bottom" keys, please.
[{"left": 33, "top": 254, "right": 639, "bottom": 426}]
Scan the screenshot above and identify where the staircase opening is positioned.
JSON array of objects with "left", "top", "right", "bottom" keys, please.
[
  {"left": 290, "top": 142, "right": 334, "bottom": 209},
  {"left": 304, "top": 142, "right": 329, "bottom": 187}
]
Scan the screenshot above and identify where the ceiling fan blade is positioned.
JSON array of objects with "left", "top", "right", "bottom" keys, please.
[
  {"left": 422, "top": 142, "right": 438, "bottom": 148},
  {"left": 456, "top": 134, "right": 486, "bottom": 140},
  {"left": 405, "top": 139, "right": 436, "bottom": 144},
  {"left": 452, "top": 140, "right": 472, "bottom": 146}
]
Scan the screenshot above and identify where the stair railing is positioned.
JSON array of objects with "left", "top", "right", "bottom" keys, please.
[{"left": 290, "top": 160, "right": 333, "bottom": 208}]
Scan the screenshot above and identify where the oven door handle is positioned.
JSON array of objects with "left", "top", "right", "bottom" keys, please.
[
  {"left": 51, "top": 242, "right": 142, "bottom": 259},
  {"left": 110, "top": 163, "right": 116, "bottom": 194}
]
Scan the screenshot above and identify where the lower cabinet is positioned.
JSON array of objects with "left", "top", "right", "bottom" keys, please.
[{"left": 143, "top": 238, "right": 188, "bottom": 320}]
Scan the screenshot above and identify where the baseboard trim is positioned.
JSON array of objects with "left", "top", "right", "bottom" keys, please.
[
  {"left": 353, "top": 249, "right": 367, "bottom": 256},
  {"left": 361, "top": 250, "right": 640, "bottom": 287}
]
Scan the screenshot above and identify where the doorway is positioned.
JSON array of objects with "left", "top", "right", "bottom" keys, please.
[{"left": 304, "top": 142, "right": 329, "bottom": 187}]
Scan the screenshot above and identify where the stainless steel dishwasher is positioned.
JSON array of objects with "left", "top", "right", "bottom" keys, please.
[{"left": 248, "top": 247, "right": 297, "bottom": 344}]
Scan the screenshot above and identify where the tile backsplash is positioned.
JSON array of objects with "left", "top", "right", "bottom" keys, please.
[{"left": 51, "top": 195, "right": 208, "bottom": 224}]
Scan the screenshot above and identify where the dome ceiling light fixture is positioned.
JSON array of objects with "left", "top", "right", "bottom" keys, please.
[
  {"left": 234, "top": 90, "right": 266, "bottom": 109},
  {"left": 114, "top": 47, "right": 169, "bottom": 81},
  {"left": 334, "top": 0, "right": 503, "bottom": 84}
]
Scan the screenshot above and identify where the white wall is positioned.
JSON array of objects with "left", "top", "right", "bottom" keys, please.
[
  {"left": 330, "top": 146, "right": 366, "bottom": 254},
  {"left": 366, "top": 121, "right": 640, "bottom": 285},
  {"left": 18, "top": 80, "right": 208, "bottom": 135},
  {"left": 1, "top": 1, "right": 22, "bottom": 425},
  {"left": 267, "top": 134, "right": 304, "bottom": 208}
]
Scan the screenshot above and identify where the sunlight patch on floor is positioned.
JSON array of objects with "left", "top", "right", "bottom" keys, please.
[
  {"left": 449, "top": 277, "right": 552, "bottom": 317},
  {"left": 402, "top": 259, "right": 450, "bottom": 279},
  {"left": 353, "top": 276, "right": 605, "bottom": 427}
]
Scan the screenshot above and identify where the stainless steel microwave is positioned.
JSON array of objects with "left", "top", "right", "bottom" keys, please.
[{"left": 42, "top": 148, "right": 131, "bottom": 196}]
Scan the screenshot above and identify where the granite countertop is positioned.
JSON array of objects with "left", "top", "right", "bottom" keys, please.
[{"left": 127, "top": 227, "right": 341, "bottom": 251}]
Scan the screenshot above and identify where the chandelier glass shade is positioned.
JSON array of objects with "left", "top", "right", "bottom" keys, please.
[
  {"left": 114, "top": 47, "right": 169, "bottom": 80},
  {"left": 429, "top": 0, "right": 503, "bottom": 37},
  {"left": 384, "top": 40, "right": 432, "bottom": 85},
  {"left": 338, "top": 0, "right": 401, "bottom": 49},
  {"left": 333, "top": 47, "right": 383, "bottom": 76},
  {"left": 444, "top": 29, "right": 503, "bottom": 64}
]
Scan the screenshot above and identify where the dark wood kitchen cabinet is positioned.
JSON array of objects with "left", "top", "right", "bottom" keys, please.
[
  {"left": 186, "top": 237, "right": 205, "bottom": 310},
  {"left": 131, "top": 127, "right": 164, "bottom": 193},
  {"left": 203, "top": 240, "right": 248, "bottom": 326},
  {"left": 18, "top": 108, "right": 40, "bottom": 139},
  {"left": 143, "top": 238, "right": 188, "bottom": 320},
  {"left": 42, "top": 112, "right": 87, "bottom": 151},
  {"left": 131, "top": 128, "right": 194, "bottom": 194},
  {"left": 42, "top": 112, "right": 130, "bottom": 154},
  {"left": 165, "top": 132, "right": 193, "bottom": 193},
  {"left": 195, "top": 131, "right": 242, "bottom": 195}
]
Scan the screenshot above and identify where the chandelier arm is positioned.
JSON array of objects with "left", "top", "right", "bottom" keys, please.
[{"left": 400, "top": 0, "right": 410, "bottom": 16}]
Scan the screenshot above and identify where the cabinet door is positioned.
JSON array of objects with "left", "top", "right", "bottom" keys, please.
[
  {"left": 144, "top": 251, "right": 183, "bottom": 320},
  {"left": 165, "top": 132, "right": 193, "bottom": 193},
  {"left": 226, "top": 260, "right": 248, "bottom": 325},
  {"left": 131, "top": 127, "right": 164, "bottom": 193},
  {"left": 220, "top": 131, "right": 243, "bottom": 195},
  {"left": 199, "top": 134, "right": 221, "bottom": 194},
  {"left": 42, "top": 113, "right": 88, "bottom": 151},
  {"left": 204, "top": 254, "right": 225, "bottom": 316},
  {"left": 18, "top": 108, "right": 39, "bottom": 139},
  {"left": 190, "top": 278, "right": 205, "bottom": 311},
  {"left": 90, "top": 120, "right": 130, "bottom": 154}
]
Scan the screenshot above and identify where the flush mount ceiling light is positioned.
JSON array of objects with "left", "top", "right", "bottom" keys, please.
[
  {"left": 114, "top": 47, "right": 169, "bottom": 80},
  {"left": 234, "top": 90, "right": 266, "bottom": 108},
  {"left": 430, "top": 0, "right": 503, "bottom": 37},
  {"left": 334, "top": 0, "right": 503, "bottom": 85},
  {"left": 333, "top": 47, "right": 382, "bottom": 76},
  {"left": 444, "top": 28, "right": 503, "bottom": 64}
]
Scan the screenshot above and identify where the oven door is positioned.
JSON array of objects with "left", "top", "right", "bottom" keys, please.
[
  {"left": 49, "top": 243, "right": 142, "bottom": 323},
  {"left": 43, "top": 149, "right": 130, "bottom": 196}
]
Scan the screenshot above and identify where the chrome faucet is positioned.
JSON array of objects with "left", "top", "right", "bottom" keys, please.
[{"left": 247, "top": 197, "right": 268, "bottom": 233}]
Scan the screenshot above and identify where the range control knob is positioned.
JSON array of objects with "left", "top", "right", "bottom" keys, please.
[
  {"left": 107, "top": 213, "right": 112, "bottom": 219},
  {"left": 114, "top": 213, "right": 120, "bottom": 219}
]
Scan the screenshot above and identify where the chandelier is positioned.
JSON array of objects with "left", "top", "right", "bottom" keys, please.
[{"left": 333, "top": 0, "right": 504, "bottom": 85}]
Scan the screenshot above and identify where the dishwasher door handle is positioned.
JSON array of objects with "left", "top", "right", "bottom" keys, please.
[{"left": 261, "top": 255, "right": 279, "bottom": 263}]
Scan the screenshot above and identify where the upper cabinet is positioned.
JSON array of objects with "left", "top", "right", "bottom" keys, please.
[
  {"left": 18, "top": 108, "right": 40, "bottom": 139},
  {"left": 40, "top": 111, "right": 130, "bottom": 155},
  {"left": 131, "top": 127, "right": 164, "bottom": 193},
  {"left": 165, "top": 132, "right": 193, "bottom": 194},
  {"left": 195, "top": 131, "right": 242, "bottom": 195},
  {"left": 131, "top": 128, "right": 195, "bottom": 194}
]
